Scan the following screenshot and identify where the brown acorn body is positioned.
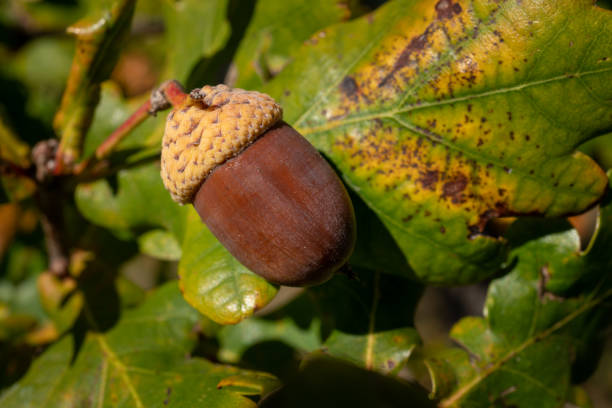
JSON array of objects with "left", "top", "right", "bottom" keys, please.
[
  {"left": 194, "top": 122, "right": 356, "bottom": 286},
  {"left": 160, "top": 84, "right": 356, "bottom": 286}
]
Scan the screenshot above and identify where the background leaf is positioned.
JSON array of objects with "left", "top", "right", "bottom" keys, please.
[
  {"left": 217, "top": 269, "right": 422, "bottom": 376},
  {"left": 54, "top": 0, "right": 136, "bottom": 164},
  {"left": 137, "top": 229, "right": 181, "bottom": 261},
  {"left": 81, "top": 83, "right": 166, "bottom": 160},
  {"left": 260, "top": 353, "right": 435, "bottom": 408},
  {"left": 424, "top": 174, "right": 612, "bottom": 407},
  {"left": 0, "top": 116, "right": 30, "bottom": 167},
  {"left": 163, "top": 0, "right": 231, "bottom": 83},
  {"left": 75, "top": 162, "right": 187, "bottom": 240},
  {"left": 0, "top": 282, "right": 275, "bottom": 407},
  {"left": 232, "top": 0, "right": 351, "bottom": 89},
  {"left": 318, "top": 270, "right": 421, "bottom": 373}
]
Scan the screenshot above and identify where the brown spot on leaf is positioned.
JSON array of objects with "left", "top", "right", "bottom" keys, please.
[
  {"left": 379, "top": 32, "right": 429, "bottom": 87},
  {"left": 339, "top": 76, "right": 359, "bottom": 98},
  {"left": 418, "top": 170, "right": 439, "bottom": 190},
  {"left": 435, "top": 0, "right": 462, "bottom": 20},
  {"left": 442, "top": 173, "right": 468, "bottom": 203}
]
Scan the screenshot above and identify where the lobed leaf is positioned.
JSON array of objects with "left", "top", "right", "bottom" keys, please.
[
  {"left": 318, "top": 270, "right": 422, "bottom": 374},
  {"left": 138, "top": 229, "right": 182, "bottom": 261},
  {"left": 163, "top": 0, "right": 231, "bottom": 83},
  {"left": 263, "top": 0, "right": 612, "bottom": 284},
  {"left": 0, "top": 283, "right": 275, "bottom": 407},
  {"left": 75, "top": 162, "right": 187, "bottom": 240},
  {"left": 179, "top": 208, "right": 278, "bottom": 325},
  {"left": 218, "top": 269, "right": 422, "bottom": 374},
  {"left": 0, "top": 116, "right": 35, "bottom": 203},
  {"left": 0, "top": 116, "right": 30, "bottom": 168},
  {"left": 424, "top": 174, "right": 612, "bottom": 407},
  {"left": 232, "top": 0, "right": 352, "bottom": 89},
  {"left": 259, "top": 353, "right": 435, "bottom": 408}
]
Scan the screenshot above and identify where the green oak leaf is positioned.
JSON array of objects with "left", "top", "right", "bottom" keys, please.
[
  {"left": 424, "top": 175, "right": 612, "bottom": 408},
  {"left": 0, "top": 115, "right": 35, "bottom": 203},
  {"left": 262, "top": 0, "right": 612, "bottom": 284},
  {"left": 232, "top": 0, "right": 351, "bottom": 89},
  {"left": 178, "top": 208, "right": 278, "bottom": 325},
  {"left": 217, "top": 269, "right": 422, "bottom": 375},
  {"left": 163, "top": 0, "right": 231, "bottom": 83},
  {"left": 0, "top": 283, "right": 276, "bottom": 408},
  {"left": 0, "top": 115, "right": 30, "bottom": 168},
  {"left": 10, "top": 37, "right": 74, "bottom": 126},
  {"left": 138, "top": 229, "right": 182, "bottom": 261},
  {"left": 349, "top": 190, "right": 416, "bottom": 278},
  {"left": 259, "top": 353, "right": 435, "bottom": 408},
  {"left": 217, "top": 290, "right": 322, "bottom": 364},
  {"left": 319, "top": 270, "right": 421, "bottom": 374},
  {"left": 580, "top": 130, "right": 612, "bottom": 170},
  {"left": 75, "top": 162, "right": 187, "bottom": 240}
]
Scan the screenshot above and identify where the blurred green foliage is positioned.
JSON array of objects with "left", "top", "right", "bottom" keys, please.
[{"left": 0, "top": 0, "right": 611, "bottom": 407}]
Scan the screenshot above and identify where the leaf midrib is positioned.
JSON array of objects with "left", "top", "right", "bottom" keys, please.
[
  {"left": 294, "top": 0, "right": 507, "bottom": 129},
  {"left": 95, "top": 334, "right": 144, "bottom": 408},
  {"left": 364, "top": 271, "right": 381, "bottom": 370},
  {"left": 300, "top": 66, "right": 612, "bottom": 137}
]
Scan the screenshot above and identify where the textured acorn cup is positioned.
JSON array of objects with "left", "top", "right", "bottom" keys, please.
[{"left": 161, "top": 85, "right": 356, "bottom": 286}]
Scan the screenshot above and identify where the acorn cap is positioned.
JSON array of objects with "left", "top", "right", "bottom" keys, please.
[{"left": 160, "top": 84, "right": 282, "bottom": 204}]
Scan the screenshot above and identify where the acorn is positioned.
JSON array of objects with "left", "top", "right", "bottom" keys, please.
[{"left": 160, "top": 84, "right": 356, "bottom": 286}]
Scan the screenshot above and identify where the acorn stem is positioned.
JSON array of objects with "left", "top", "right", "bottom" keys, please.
[
  {"left": 154, "top": 80, "right": 188, "bottom": 109},
  {"left": 95, "top": 99, "right": 152, "bottom": 160}
]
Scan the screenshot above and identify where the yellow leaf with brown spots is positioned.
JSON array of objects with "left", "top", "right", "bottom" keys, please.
[{"left": 264, "top": 0, "right": 612, "bottom": 283}]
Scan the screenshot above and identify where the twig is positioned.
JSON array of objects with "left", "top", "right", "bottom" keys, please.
[
  {"left": 95, "top": 99, "right": 152, "bottom": 160},
  {"left": 75, "top": 80, "right": 187, "bottom": 176},
  {"left": 32, "top": 140, "right": 70, "bottom": 277},
  {"left": 0, "top": 157, "right": 34, "bottom": 180}
]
